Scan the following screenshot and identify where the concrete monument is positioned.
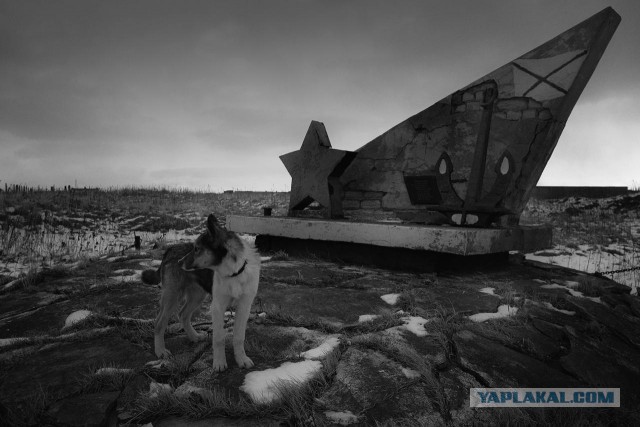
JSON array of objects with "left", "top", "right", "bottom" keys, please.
[{"left": 228, "top": 8, "right": 620, "bottom": 270}]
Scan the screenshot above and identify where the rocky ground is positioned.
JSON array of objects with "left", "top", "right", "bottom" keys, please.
[
  {"left": 1, "top": 190, "right": 639, "bottom": 426},
  {"left": 1, "top": 246, "right": 640, "bottom": 426}
]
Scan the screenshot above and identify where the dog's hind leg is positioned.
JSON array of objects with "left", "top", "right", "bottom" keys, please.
[
  {"left": 155, "top": 286, "right": 181, "bottom": 358},
  {"left": 232, "top": 293, "right": 256, "bottom": 369},
  {"left": 179, "top": 284, "right": 208, "bottom": 343}
]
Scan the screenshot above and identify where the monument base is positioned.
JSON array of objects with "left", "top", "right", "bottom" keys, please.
[
  {"left": 227, "top": 215, "right": 552, "bottom": 272},
  {"left": 258, "top": 235, "right": 514, "bottom": 272}
]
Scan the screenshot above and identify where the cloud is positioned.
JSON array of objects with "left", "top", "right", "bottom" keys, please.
[{"left": 0, "top": 0, "right": 638, "bottom": 189}]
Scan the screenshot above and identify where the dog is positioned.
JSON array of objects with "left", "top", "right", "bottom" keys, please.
[
  {"left": 143, "top": 214, "right": 260, "bottom": 372},
  {"left": 142, "top": 243, "right": 213, "bottom": 359}
]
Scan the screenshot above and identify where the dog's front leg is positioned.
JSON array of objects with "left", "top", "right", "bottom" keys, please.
[
  {"left": 211, "top": 292, "right": 231, "bottom": 372},
  {"left": 233, "top": 293, "right": 256, "bottom": 369}
]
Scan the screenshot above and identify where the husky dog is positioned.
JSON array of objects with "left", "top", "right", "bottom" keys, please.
[
  {"left": 180, "top": 214, "right": 261, "bottom": 371},
  {"left": 142, "top": 243, "right": 213, "bottom": 358}
]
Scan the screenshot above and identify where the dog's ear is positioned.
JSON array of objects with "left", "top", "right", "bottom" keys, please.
[{"left": 207, "top": 214, "right": 221, "bottom": 237}]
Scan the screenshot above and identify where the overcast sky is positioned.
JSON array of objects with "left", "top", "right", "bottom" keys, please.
[{"left": 1, "top": 0, "right": 638, "bottom": 191}]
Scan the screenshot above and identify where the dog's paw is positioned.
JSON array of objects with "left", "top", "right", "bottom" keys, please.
[
  {"left": 235, "top": 355, "right": 254, "bottom": 369},
  {"left": 156, "top": 348, "right": 173, "bottom": 359},
  {"left": 212, "top": 359, "right": 228, "bottom": 372}
]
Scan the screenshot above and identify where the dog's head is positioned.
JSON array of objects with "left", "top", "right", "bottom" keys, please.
[{"left": 179, "top": 214, "right": 229, "bottom": 271}]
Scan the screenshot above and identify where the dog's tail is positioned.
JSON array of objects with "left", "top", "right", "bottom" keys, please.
[{"left": 141, "top": 268, "right": 161, "bottom": 285}]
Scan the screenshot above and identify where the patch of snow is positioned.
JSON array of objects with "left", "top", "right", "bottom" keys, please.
[
  {"left": 145, "top": 359, "right": 175, "bottom": 370},
  {"left": 148, "top": 382, "right": 172, "bottom": 398},
  {"left": 1, "top": 327, "right": 112, "bottom": 348},
  {"left": 260, "top": 256, "right": 272, "bottom": 262},
  {"left": 116, "top": 270, "right": 142, "bottom": 282},
  {"left": 240, "top": 234, "right": 256, "bottom": 245},
  {"left": 533, "top": 279, "right": 547, "bottom": 284},
  {"left": 117, "top": 317, "right": 153, "bottom": 324},
  {"left": 65, "top": 260, "right": 83, "bottom": 270},
  {"left": 526, "top": 243, "right": 637, "bottom": 290},
  {"left": 479, "top": 287, "right": 496, "bottom": 295},
  {"left": 58, "top": 327, "right": 112, "bottom": 340},
  {"left": 3, "top": 279, "right": 20, "bottom": 291},
  {"left": 324, "top": 410, "right": 359, "bottom": 425},
  {"left": 541, "top": 283, "right": 570, "bottom": 292},
  {"left": 541, "top": 302, "right": 575, "bottom": 316},
  {"left": 95, "top": 367, "right": 133, "bottom": 375},
  {"left": 358, "top": 314, "right": 379, "bottom": 323},
  {"left": 401, "top": 367, "right": 421, "bottom": 379},
  {"left": 401, "top": 316, "right": 429, "bottom": 337},
  {"left": 123, "top": 215, "right": 145, "bottom": 224},
  {"left": 340, "top": 266, "right": 370, "bottom": 273},
  {"left": 241, "top": 360, "right": 322, "bottom": 404},
  {"left": 380, "top": 293, "right": 400, "bottom": 305},
  {"left": 138, "top": 259, "right": 160, "bottom": 268},
  {"left": 36, "top": 293, "right": 65, "bottom": 306},
  {"left": 563, "top": 281, "right": 580, "bottom": 288},
  {"left": 174, "top": 383, "right": 213, "bottom": 400},
  {"left": 468, "top": 305, "right": 518, "bottom": 322},
  {"left": 0, "top": 337, "right": 28, "bottom": 348},
  {"left": 300, "top": 337, "right": 340, "bottom": 360},
  {"left": 541, "top": 283, "right": 603, "bottom": 304},
  {"left": 63, "top": 310, "right": 93, "bottom": 329}
]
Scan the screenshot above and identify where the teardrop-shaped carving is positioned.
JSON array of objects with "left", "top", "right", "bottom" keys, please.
[
  {"left": 500, "top": 156, "right": 510, "bottom": 175},
  {"left": 439, "top": 158, "right": 448, "bottom": 174}
]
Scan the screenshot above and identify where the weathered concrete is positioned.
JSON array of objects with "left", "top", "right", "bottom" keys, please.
[
  {"left": 228, "top": 215, "right": 552, "bottom": 256},
  {"left": 280, "top": 121, "right": 356, "bottom": 218},
  {"left": 279, "top": 8, "right": 620, "bottom": 226}
]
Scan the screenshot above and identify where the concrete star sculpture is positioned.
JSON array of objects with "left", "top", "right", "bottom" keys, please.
[{"left": 280, "top": 121, "right": 356, "bottom": 218}]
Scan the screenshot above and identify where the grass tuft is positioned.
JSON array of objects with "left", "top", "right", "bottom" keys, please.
[
  {"left": 76, "top": 363, "right": 136, "bottom": 393},
  {"left": 261, "top": 312, "right": 343, "bottom": 334},
  {"left": 269, "top": 250, "right": 289, "bottom": 261}
]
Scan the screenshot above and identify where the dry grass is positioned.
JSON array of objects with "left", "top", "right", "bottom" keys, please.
[
  {"left": 2, "top": 384, "right": 55, "bottom": 427},
  {"left": 0, "top": 187, "right": 288, "bottom": 284},
  {"left": 76, "top": 363, "right": 136, "bottom": 393},
  {"left": 129, "top": 342, "right": 342, "bottom": 425}
]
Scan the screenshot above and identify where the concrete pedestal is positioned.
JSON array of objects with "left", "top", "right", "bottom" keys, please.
[{"left": 227, "top": 215, "right": 552, "bottom": 272}]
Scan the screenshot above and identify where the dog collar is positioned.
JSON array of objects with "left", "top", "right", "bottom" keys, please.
[{"left": 228, "top": 260, "right": 248, "bottom": 277}]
